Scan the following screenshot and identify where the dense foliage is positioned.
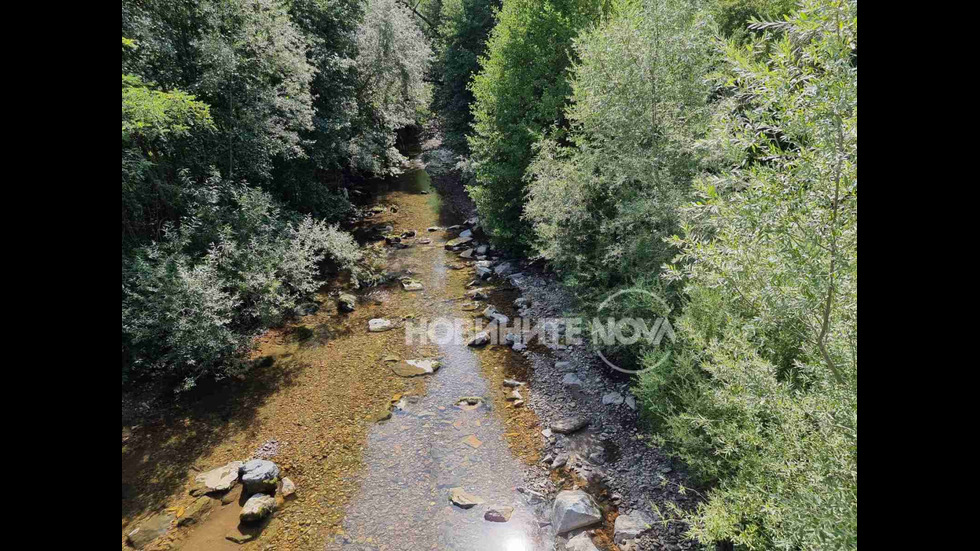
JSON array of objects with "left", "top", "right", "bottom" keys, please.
[
  {"left": 525, "top": 0, "right": 716, "bottom": 298},
  {"left": 639, "top": 0, "right": 858, "bottom": 547},
  {"left": 122, "top": 0, "right": 430, "bottom": 392},
  {"left": 431, "top": 0, "right": 502, "bottom": 151},
  {"left": 467, "top": 0, "right": 606, "bottom": 251}
]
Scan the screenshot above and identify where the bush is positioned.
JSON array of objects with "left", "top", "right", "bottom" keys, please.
[
  {"left": 467, "top": 0, "right": 605, "bottom": 251},
  {"left": 525, "top": 0, "right": 716, "bottom": 297},
  {"left": 122, "top": 176, "right": 373, "bottom": 392},
  {"left": 637, "top": 0, "right": 858, "bottom": 548}
]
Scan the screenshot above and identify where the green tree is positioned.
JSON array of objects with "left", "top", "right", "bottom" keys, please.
[
  {"left": 467, "top": 0, "right": 606, "bottom": 251},
  {"left": 432, "top": 0, "right": 501, "bottom": 152},
  {"left": 524, "top": 0, "right": 716, "bottom": 299},
  {"left": 639, "top": 0, "right": 858, "bottom": 547}
]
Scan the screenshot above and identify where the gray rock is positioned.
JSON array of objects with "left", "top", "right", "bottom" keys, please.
[
  {"left": 390, "top": 359, "right": 441, "bottom": 377},
  {"left": 552, "top": 417, "right": 590, "bottom": 434},
  {"left": 368, "top": 318, "right": 394, "bottom": 332},
  {"left": 476, "top": 265, "right": 493, "bottom": 279},
  {"left": 466, "top": 288, "right": 488, "bottom": 300},
  {"left": 625, "top": 395, "right": 637, "bottom": 410},
  {"left": 552, "top": 489, "right": 602, "bottom": 534},
  {"left": 126, "top": 512, "right": 174, "bottom": 549},
  {"left": 465, "top": 216, "right": 479, "bottom": 227},
  {"left": 602, "top": 392, "right": 625, "bottom": 406},
  {"left": 562, "top": 373, "right": 585, "bottom": 389},
  {"left": 506, "top": 389, "right": 523, "bottom": 401},
  {"left": 239, "top": 459, "right": 280, "bottom": 494},
  {"left": 476, "top": 245, "right": 488, "bottom": 255},
  {"left": 503, "top": 379, "right": 524, "bottom": 387},
  {"left": 467, "top": 331, "right": 491, "bottom": 347},
  {"left": 566, "top": 532, "right": 601, "bottom": 551},
  {"left": 240, "top": 493, "right": 276, "bottom": 522},
  {"left": 459, "top": 229, "right": 473, "bottom": 238},
  {"left": 614, "top": 510, "right": 656, "bottom": 543},
  {"left": 512, "top": 342, "right": 527, "bottom": 352},
  {"left": 194, "top": 460, "right": 243, "bottom": 493},
  {"left": 551, "top": 453, "right": 568, "bottom": 469},
  {"left": 494, "top": 262, "right": 516, "bottom": 277},
  {"left": 338, "top": 293, "right": 356, "bottom": 313},
  {"left": 446, "top": 236, "right": 473, "bottom": 249}
]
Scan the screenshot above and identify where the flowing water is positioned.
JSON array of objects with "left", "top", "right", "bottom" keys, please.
[{"left": 328, "top": 163, "right": 552, "bottom": 551}]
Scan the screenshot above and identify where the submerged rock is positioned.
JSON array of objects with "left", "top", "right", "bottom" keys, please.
[
  {"left": 240, "top": 493, "right": 276, "bottom": 522},
  {"left": 484, "top": 506, "right": 515, "bottom": 522},
  {"left": 390, "top": 359, "right": 441, "bottom": 377},
  {"left": 552, "top": 489, "right": 602, "bottom": 534},
  {"left": 126, "top": 512, "right": 174, "bottom": 549},
  {"left": 449, "top": 487, "right": 485, "bottom": 509},
  {"left": 177, "top": 496, "right": 213, "bottom": 526},
  {"left": 446, "top": 236, "right": 473, "bottom": 249},
  {"left": 401, "top": 279, "right": 424, "bottom": 291}
]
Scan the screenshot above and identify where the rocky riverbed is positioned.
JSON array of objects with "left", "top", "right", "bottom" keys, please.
[{"left": 121, "top": 130, "right": 702, "bottom": 551}]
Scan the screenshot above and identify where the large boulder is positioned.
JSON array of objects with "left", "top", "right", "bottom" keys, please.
[
  {"left": 552, "top": 489, "right": 602, "bottom": 534},
  {"left": 614, "top": 510, "right": 656, "bottom": 543},
  {"left": 240, "top": 493, "right": 276, "bottom": 522},
  {"left": 239, "top": 459, "right": 280, "bottom": 494},
  {"left": 566, "top": 532, "right": 601, "bottom": 551},
  {"left": 126, "top": 512, "right": 174, "bottom": 549},
  {"left": 193, "top": 461, "right": 243, "bottom": 494}
]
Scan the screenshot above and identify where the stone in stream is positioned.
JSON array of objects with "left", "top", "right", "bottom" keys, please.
[
  {"left": 506, "top": 389, "right": 523, "bottom": 401},
  {"left": 368, "top": 318, "right": 394, "bottom": 332},
  {"left": 401, "top": 229, "right": 417, "bottom": 238},
  {"left": 449, "top": 487, "right": 485, "bottom": 509},
  {"left": 459, "top": 228, "right": 473, "bottom": 238},
  {"left": 465, "top": 216, "right": 479, "bottom": 227},
  {"left": 475, "top": 265, "right": 493, "bottom": 279},
  {"left": 562, "top": 373, "right": 585, "bottom": 389},
  {"left": 192, "top": 460, "right": 243, "bottom": 495},
  {"left": 467, "top": 331, "right": 490, "bottom": 347},
  {"left": 390, "top": 359, "right": 441, "bottom": 377},
  {"left": 614, "top": 510, "right": 657, "bottom": 543},
  {"left": 602, "top": 392, "right": 625, "bottom": 406},
  {"left": 551, "top": 453, "right": 569, "bottom": 469},
  {"left": 552, "top": 489, "right": 602, "bottom": 534},
  {"left": 240, "top": 493, "right": 277, "bottom": 522},
  {"left": 566, "top": 532, "right": 601, "bottom": 551},
  {"left": 494, "top": 262, "right": 516, "bottom": 277},
  {"left": 446, "top": 236, "right": 473, "bottom": 249},
  {"left": 484, "top": 506, "right": 515, "bottom": 522},
  {"left": 625, "top": 395, "right": 637, "bottom": 410},
  {"left": 177, "top": 496, "right": 213, "bottom": 526},
  {"left": 126, "top": 512, "right": 174, "bottom": 549},
  {"left": 280, "top": 477, "right": 297, "bottom": 498},
  {"left": 503, "top": 379, "right": 524, "bottom": 387},
  {"left": 401, "top": 279, "right": 424, "bottom": 291},
  {"left": 512, "top": 342, "right": 527, "bottom": 352},
  {"left": 239, "top": 459, "right": 280, "bottom": 494},
  {"left": 337, "top": 293, "right": 357, "bottom": 313},
  {"left": 459, "top": 248, "right": 474, "bottom": 259},
  {"left": 416, "top": 238, "right": 432, "bottom": 245},
  {"left": 552, "top": 417, "right": 590, "bottom": 434},
  {"left": 476, "top": 245, "right": 488, "bottom": 255},
  {"left": 466, "top": 288, "right": 488, "bottom": 300},
  {"left": 427, "top": 226, "right": 442, "bottom": 232}
]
